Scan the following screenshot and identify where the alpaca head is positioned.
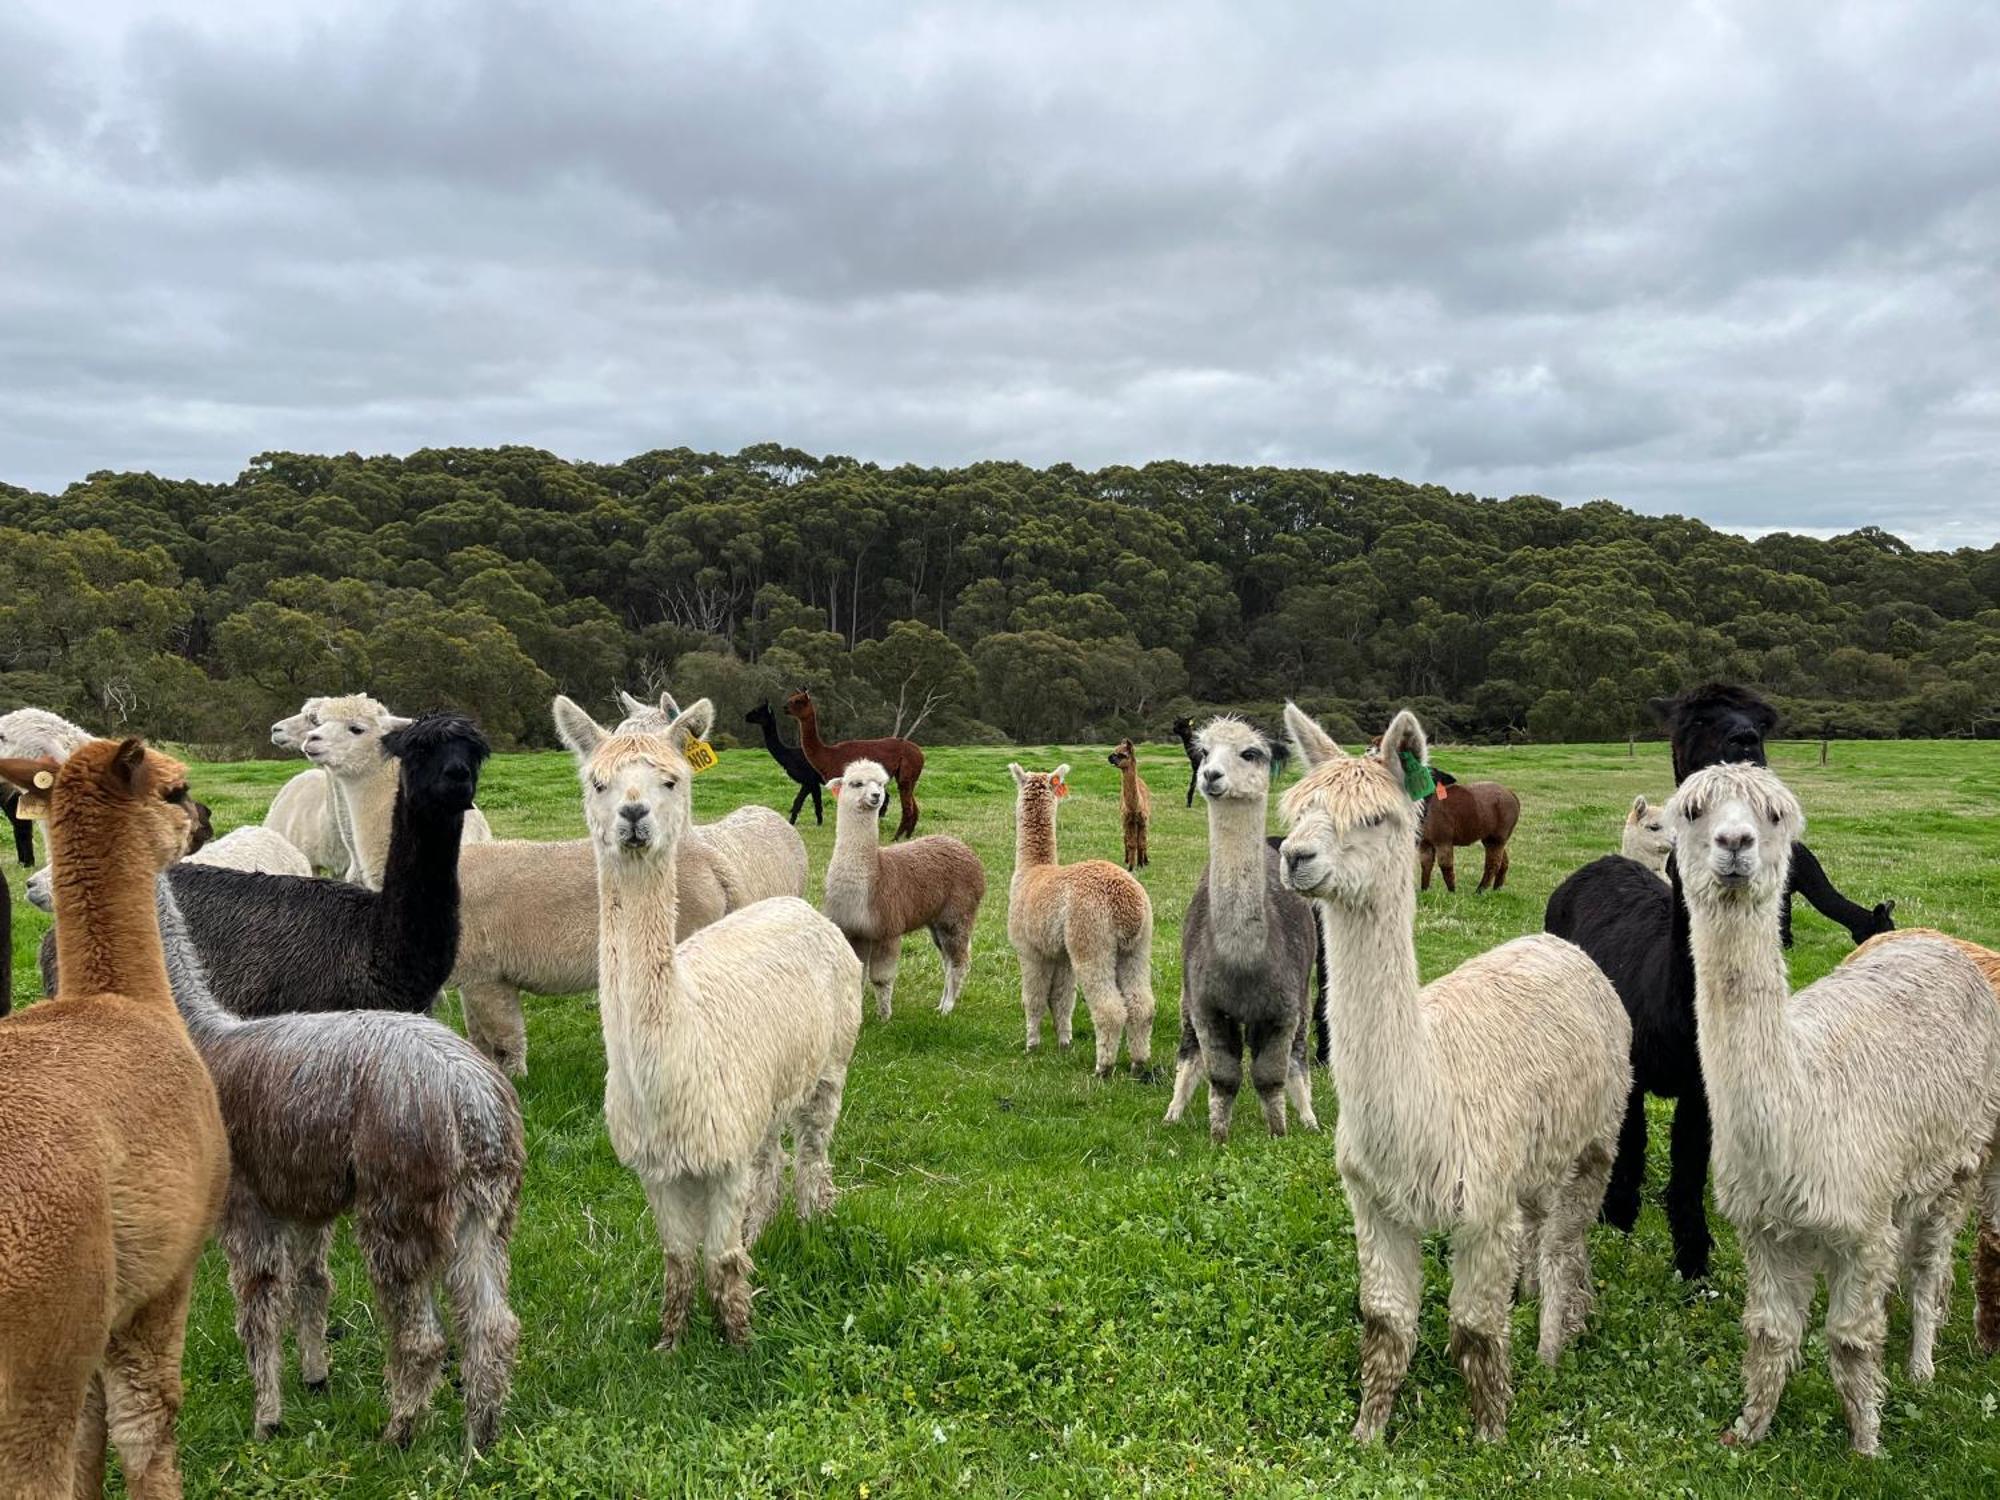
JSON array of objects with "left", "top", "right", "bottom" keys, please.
[
  {"left": 1171, "top": 716, "right": 1194, "bottom": 743},
  {"left": 783, "top": 690, "right": 814, "bottom": 722},
  {"left": 0, "top": 707, "right": 93, "bottom": 762},
  {"left": 1, "top": 737, "right": 200, "bottom": 874},
  {"left": 1649, "top": 683, "right": 1778, "bottom": 786},
  {"left": 829, "top": 758, "right": 891, "bottom": 818},
  {"left": 1106, "top": 739, "right": 1138, "bottom": 774},
  {"left": 300, "top": 695, "right": 410, "bottom": 778},
  {"left": 381, "top": 712, "right": 490, "bottom": 817},
  {"left": 270, "top": 696, "right": 328, "bottom": 750},
  {"left": 554, "top": 694, "right": 716, "bottom": 863},
  {"left": 1276, "top": 704, "right": 1424, "bottom": 906},
  {"left": 746, "top": 701, "right": 776, "bottom": 729},
  {"left": 1666, "top": 762, "right": 1802, "bottom": 910},
  {"left": 1621, "top": 794, "right": 1673, "bottom": 870},
  {"left": 615, "top": 688, "right": 681, "bottom": 734},
  {"left": 1008, "top": 762, "right": 1070, "bottom": 824},
  {"left": 1188, "top": 716, "right": 1286, "bottom": 804}
]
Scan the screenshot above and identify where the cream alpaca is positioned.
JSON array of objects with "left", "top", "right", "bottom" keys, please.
[
  {"left": 1669, "top": 764, "right": 2000, "bottom": 1455},
  {"left": 1106, "top": 738, "right": 1151, "bottom": 870},
  {"left": 823, "top": 758, "right": 986, "bottom": 1020},
  {"left": 302, "top": 697, "right": 493, "bottom": 887},
  {"left": 1279, "top": 704, "right": 1630, "bottom": 1444},
  {"left": 1006, "top": 763, "right": 1157, "bottom": 1077},
  {"left": 1619, "top": 794, "right": 1673, "bottom": 875},
  {"left": 267, "top": 695, "right": 374, "bottom": 877},
  {"left": 554, "top": 695, "right": 862, "bottom": 1347}
]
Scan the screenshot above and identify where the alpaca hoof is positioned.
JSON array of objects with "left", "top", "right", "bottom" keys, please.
[
  {"left": 1719, "top": 1425, "right": 1755, "bottom": 1448},
  {"left": 1598, "top": 1199, "right": 1639, "bottom": 1234},
  {"left": 1093, "top": 1065, "right": 1112, "bottom": 1080},
  {"left": 254, "top": 1419, "right": 283, "bottom": 1441},
  {"left": 1209, "top": 1126, "right": 1230, "bottom": 1146},
  {"left": 1909, "top": 1356, "right": 1935, "bottom": 1386},
  {"left": 304, "top": 1378, "right": 329, "bottom": 1396},
  {"left": 1131, "top": 1064, "right": 1158, "bottom": 1084},
  {"left": 1474, "top": 1420, "right": 1507, "bottom": 1444},
  {"left": 383, "top": 1417, "right": 416, "bottom": 1449},
  {"left": 1350, "top": 1416, "right": 1387, "bottom": 1445},
  {"left": 653, "top": 1332, "right": 682, "bottom": 1353},
  {"left": 937, "top": 999, "right": 954, "bottom": 1015}
]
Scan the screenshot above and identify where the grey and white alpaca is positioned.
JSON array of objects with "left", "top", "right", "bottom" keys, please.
[
  {"left": 156, "top": 880, "right": 523, "bottom": 1455},
  {"left": 1164, "top": 717, "right": 1318, "bottom": 1143},
  {"left": 1669, "top": 762, "right": 2000, "bottom": 1455},
  {"left": 1279, "top": 704, "right": 1630, "bottom": 1444}
]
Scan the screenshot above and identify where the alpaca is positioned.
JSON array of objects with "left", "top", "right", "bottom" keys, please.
[
  {"left": 42, "top": 715, "right": 490, "bottom": 1025},
  {"left": 2, "top": 788, "right": 33, "bottom": 866},
  {"left": 784, "top": 690, "right": 925, "bottom": 839},
  {"left": 1164, "top": 717, "right": 1318, "bottom": 1142},
  {"left": 1415, "top": 776, "right": 1520, "bottom": 893},
  {"left": 747, "top": 700, "right": 826, "bottom": 826},
  {"left": 154, "top": 879, "right": 522, "bottom": 1455},
  {"left": 0, "top": 738, "right": 228, "bottom": 1496},
  {"left": 822, "top": 758, "right": 986, "bottom": 1020},
  {"left": 553, "top": 695, "right": 863, "bottom": 1347},
  {"left": 264, "top": 769, "right": 353, "bottom": 879},
  {"left": 0, "top": 705, "right": 93, "bottom": 762},
  {"left": 303, "top": 698, "right": 493, "bottom": 887},
  {"left": 1006, "top": 763, "right": 1157, "bottom": 1077},
  {"left": 0, "top": 865, "right": 8, "bottom": 1017},
  {"left": 1546, "top": 682, "right": 1894, "bottom": 1281},
  {"left": 1171, "top": 716, "right": 1200, "bottom": 808},
  {"left": 1620, "top": 794, "right": 1673, "bottom": 875},
  {"left": 1668, "top": 764, "right": 2000, "bottom": 1454},
  {"left": 25, "top": 824, "right": 312, "bottom": 913},
  {"left": 1106, "top": 738, "right": 1152, "bottom": 870},
  {"left": 1278, "top": 704, "right": 1629, "bottom": 1444}
]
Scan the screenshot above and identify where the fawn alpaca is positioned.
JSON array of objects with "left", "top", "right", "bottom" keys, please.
[{"left": 1106, "top": 738, "right": 1151, "bottom": 870}]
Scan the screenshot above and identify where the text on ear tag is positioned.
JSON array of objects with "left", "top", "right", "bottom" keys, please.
[
  {"left": 683, "top": 739, "right": 718, "bottom": 774},
  {"left": 17, "top": 791, "right": 49, "bottom": 820}
]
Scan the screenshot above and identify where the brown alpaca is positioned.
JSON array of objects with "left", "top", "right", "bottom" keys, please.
[
  {"left": 783, "top": 690, "right": 926, "bottom": 839},
  {"left": 0, "top": 739, "right": 228, "bottom": 1498},
  {"left": 1418, "top": 780, "right": 1521, "bottom": 893},
  {"left": 1106, "top": 739, "right": 1152, "bottom": 870}
]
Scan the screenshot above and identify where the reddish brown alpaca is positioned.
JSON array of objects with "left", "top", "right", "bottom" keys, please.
[
  {"left": 1106, "top": 739, "right": 1151, "bottom": 870},
  {"left": 1418, "top": 780, "right": 1521, "bottom": 892},
  {"left": 0, "top": 739, "right": 228, "bottom": 1498},
  {"left": 784, "top": 690, "right": 926, "bottom": 839}
]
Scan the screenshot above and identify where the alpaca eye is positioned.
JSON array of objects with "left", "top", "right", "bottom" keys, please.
[
  {"left": 349, "top": 725, "right": 363, "bottom": 735},
  {"left": 590, "top": 779, "right": 607, "bottom": 795},
  {"left": 1242, "top": 749, "right": 1262, "bottom": 762},
  {"left": 663, "top": 778, "right": 679, "bottom": 791},
  {"left": 1768, "top": 808, "right": 1781, "bottom": 825},
  {"left": 1365, "top": 813, "right": 1385, "bottom": 828}
]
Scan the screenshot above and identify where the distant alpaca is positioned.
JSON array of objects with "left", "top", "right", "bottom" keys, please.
[
  {"left": 784, "top": 689, "right": 925, "bottom": 839},
  {"left": 1416, "top": 775, "right": 1520, "bottom": 893},
  {"left": 1164, "top": 717, "right": 1318, "bottom": 1142},
  {"left": 0, "top": 705, "right": 93, "bottom": 762},
  {"left": 823, "top": 758, "right": 986, "bottom": 1019},
  {"left": 1006, "top": 764, "right": 1157, "bottom": 1077},
  {"left": 267, "top": 694, "right": 374, "bottom": 878},
  {"left": 748, "top": 700, "right": 825, "bottom": 825},
  {"left": 2, "top": 789, "right": 33, "bottom": 866},
  {"left": 1620, "top": 794, "right": 1672, "bottom": 875},
  {"left": 1669, "top": 765, "right": 2000, "bottom": 1454},
  {"left": 0, "top": 738, "right": 228, "bottom": 1495},
  {"left": 1279, "top": 704, "right": 1629, "bottom": 1444},
  {"left": 555, "top": 695, "right": 863, "bottom": 1347},
  {"left": 156, "top": 881, "right": 522, "bottom": 1455},
  {"left": 1106, "top": 738, "right": 1152, "bottom": 870},
  {"left": 304, "top": 698, "right": 493, "bottom": 887},
  {"left": 1171, "top": 716, "right": 1201, "bottom": 807}
]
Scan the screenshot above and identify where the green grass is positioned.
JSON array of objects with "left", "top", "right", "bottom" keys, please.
[{"left": 10, "top": 737, "right": 2000, "bottom": 1497}]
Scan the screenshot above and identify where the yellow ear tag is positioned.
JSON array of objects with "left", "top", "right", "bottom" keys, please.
[{"left": 684, "top": 739, "right": 718, "bottom": 774}]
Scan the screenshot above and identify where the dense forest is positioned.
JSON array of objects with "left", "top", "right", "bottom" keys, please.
[{"left": 2, "top": 444, "right": 1996, "bottom": 754}]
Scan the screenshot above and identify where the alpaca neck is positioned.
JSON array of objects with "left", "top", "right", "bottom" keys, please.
[
  {"left": 1204, "top": 794, "right": 1270, "bottom": 966},
  {"left": 155, "top": 878, "right": 238, "bottom": 1047},
  {"left": 595, "top": 838, "right": 691, "bottom": 1060},
  {"left": 1316, "top": 875, "right": 1445, "bottom": 1151},
  {"left": 336, "top": 752, "right": 401, "bottom": 888},
  {"left": 756, "top": 717, "right": 791, "bottom": 758},
  {"left": 1685, "top": 885, "right": 1807, "bottom": 1158},
  {"left": 824, "top": 796, "right": 881, "bottom": 917},
  {"left": 370, "top": 778, "right": 466, "bottom": 996},
  {"left": 47, "top": 811, "right": 174, "bottom": 1007},
  {"left": 1013, "top": 798, "right": 1057, "bottom": 877},
  {"left": 793, "top": 708, "right": 828, "bottom": 760}
]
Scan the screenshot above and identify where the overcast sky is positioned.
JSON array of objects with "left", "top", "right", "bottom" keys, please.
[{"left": 4, "top": 2, "right": 1997, "bottom": 549}]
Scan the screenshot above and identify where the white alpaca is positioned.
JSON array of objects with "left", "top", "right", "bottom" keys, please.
[
  {"left": 25, "top": 826, "right": 312, "bottom": 913},
  {"left": 1668, "top": 762, "right": 2000, "bottom": 1455},
  {"left": 1619, "top": 794, "right": 1673, "bottom": 875},
  {"left": 0, "top": 708, "right": 92, "bottom": 761},
  {"left": 1278, "top": 704, "right": 1630, "bottom": 1444},
  {"left": 302, "top": 698, "right": 493, "bottom": 887},
  {"left": 266, "top": 696, "right": 366, "bottom": 878},
  {"left": 553, "top": 694, "right": 862, "bottom": 1348}
]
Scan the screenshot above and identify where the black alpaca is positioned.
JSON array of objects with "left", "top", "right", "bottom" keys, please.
[
  {"left": 1545, "top": 683, "right": 1895, "bottom": 1280},
  {"left": 42, "top": 713, "right": 488, "bottom": 1016},
  {"left": 1, "top": 788, "right": 32, "bottom": 866},
  {"left": 1, "top": 866, "right": 10, "bottom": 1018},
  {"left": 746, "top": 700, "right": 824, "bottom": 825},
  {"left": 1172, "top": 717, "right": 1201, "bottom": 808}
]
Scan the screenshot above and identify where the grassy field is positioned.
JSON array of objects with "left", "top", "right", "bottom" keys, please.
[{"left": 9, "top": 733, "right": 2000, "bottom": 1497}]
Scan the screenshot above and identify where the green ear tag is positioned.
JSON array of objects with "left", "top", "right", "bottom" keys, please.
[{"left": 1399, "top": 749, "right": 1436, "bottom": 802}]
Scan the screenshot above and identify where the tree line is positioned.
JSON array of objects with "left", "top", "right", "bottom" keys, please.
[{"left": 2, "top": 443, "right": 1995, "bottom": 755}]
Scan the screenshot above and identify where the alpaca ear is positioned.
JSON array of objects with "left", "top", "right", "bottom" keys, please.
[
  {"left": 111, "top": 737, "right": 149, "bottom": 793},
  {"left": 617, "top": 688, "right": 647, "bottom": 718},
  {"left": 1009, "top": 762, "right": 1027, "bottom": 787},
  {"left": 1646, "top": 695, "right": 1676, "bottom": 728},
  {"left": 1629, "top": 794, "right": 1649, "bottom": 820},
  {"left": 551, "top": 695, "right": 607, "bottom": 759},
  {"left": 1054, "top": 763, "right": 1071, "bottom": 781},
  {"left": 1282, "top": 702, "right": 1345, "bottom": 768},
  {"left": 379, "top": 715, "right": 414, "bottom": 735},
  {"left": 0, "top": 755, "right": 61, "bottom": 796},
  {"left": 667, "top": 698, "right": 715, "bottom": 751},
  {"left": 658, "top": 691, "right": 681, "bottom": 720},
  {"left": 1380, "top": 709, "right": 1428, "bottom": 768}
]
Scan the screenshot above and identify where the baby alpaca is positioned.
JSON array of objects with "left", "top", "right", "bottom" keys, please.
[
  {"left": 1620, "top": 794, "right": 1673, "bottom": 875},
  {"left": 1279, "top": 704, "right": 1630, "bottom": 1444},
  {"left": 1106, "top": 738, "right": 1152, "bottom": 870},
  {"left": 823, "top": 759, "right": 986, "bottom": 1020},
  {"left": 1006, "top": 764, "right": 1157, "bottom": 1078}
]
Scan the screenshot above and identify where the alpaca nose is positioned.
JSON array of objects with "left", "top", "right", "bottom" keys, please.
[
  {"left": 619, "top": 802, "right": 650, "bottom": 826},
  {"left": 1284, "top": 847, "right": 1311, "bottom": 878},
  {"left": 1714, "top": 827, "right": 1754, "bottom": 855},
  {"left": 1202, "top": 768, "right": 1223, "bottom": 792}
]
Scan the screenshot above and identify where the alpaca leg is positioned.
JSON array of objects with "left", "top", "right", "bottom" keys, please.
[
  {"left": 935, "top": 921, "right": 972, "bottom": 1014},
  {"left": 1115, "top": 944, "right": 1156, "bottom": 1077},
  {"left": 444, "top": 1198, "right": 520, "bottom": 1457},
  {"left": 788, "top": 784, "right": 810, "bottom": 824},
  {"left": 1476, "top": 840, "right": 1500, "bottom": 893},
  {"left": 1492, "top": 843, "right": 1510, "bottom": 891},
  {"left": 894, "top": 779, "right": 920, "bottom": 840},
  {"left": 811, "top": 784, "right": 824, "bottom": 824},
  {"left": 1247, "top": 1020, "right": 1294, "bottom": 1137},
  {"left": 71, "top": 1373, "right": 107, "bottom": 1498},
  {"left": 1600, "top": 1087, "right": 1648, "bottom": 1234},
  {"left": 1350, "top": 1195, "right": 1422, "bottom": 1444},
  {"left": 1825, "top": 1241, "right": 1894, "bottom": 1455},
  {"left": 793, "top": 1067, "right": 848, "bottom": 1219},
  {"left": 1419, "top": 844, "right": 1435, "bottom": 891},
  {"left": 1283, "top": 1005, "right": 1318, "bottom": 1131},
  {"left": 644, "top": 1177, "right": 703, "bottom": 1350},
  {"left": 100, "top": 1279, "right": 198, "bottom": 1500},
  {"left": 1978, "top": 1140, "right": 2000, "bottom": 1355},
  {"left": 1074, "top": 949, "right": 1128, "bottom": 1078},
  {"left": 1438, "top": 848, "right": 1458, "bottom": 894},
  {"left": 1537, "top": 1143, "right": 1613, "bottom": 1364},
  {"left": 1163, "top": 1002, "right": 1204, "bottom": 1123},
  {"left": 292, "top": 1221, "right": 336, "bottom": 1393},
  {"left": 459, "top": 978, "right": 529, "bottom": 1078},
  {"left": 1193, "top": 1009, "right": 1243, "bottom": 1145},
  {"left": 1516, "top": 1195, "right": 1545, "bottom": 1302},
  {"left": 701, "top": 1169, "right": 759, "bottom": 1347},
  {"left": 1185, "top": 767, "right": 1196, "bottom": 808},
  {"left": 374, "top": 1276, "right": 448, "bottom": 1448},
  {"left": 865, "top": 937, "right": 901, "bottom": 1021},
  {"left": 1448, "top": 1219, "right": 1517, "bottom": 1442},
  {"left": 1665, "top": 1090, "right": 1714, "bottom": 1281},
  {"left": 1903, "top": 1190, "right": 1964, "bottom": 1384},
  {"left": 1047, "top": 954, "right": 1077, "bottom": 1051},
  {"left": 742, "top": 1125, "right": 788, "bottom": 1245},
  {"left": 222, "top": 1192, "right": 295, "bottom": 1440},
  {"left": 1724, "top": 1229, "right": 1814, "bottom": 1447}
]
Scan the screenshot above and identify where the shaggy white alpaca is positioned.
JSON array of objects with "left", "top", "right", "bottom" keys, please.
[
  {"left": 1619, "top": 794, "right": 1673, "bottom": 875},
  {"left": 1279, "top": 704, "right": 1630, "bottom": 1444},
  {"left": 302, "top": 698, "right": 493, "bottom": 887},
  {"left": 0, "top": 707, "right": 92, "bottom": 761},
  {"left": 25, "top": 825, "right": 312, "bottom": 913},
  {"left": 266, "top": 696, "right": 367, "bottom": 877},
  {"left": 554, "top": 694, "right": 862, "bottom": 1348},
  {"left": 1668, "top": 762, "right": 2000, "bottom": 1455}
]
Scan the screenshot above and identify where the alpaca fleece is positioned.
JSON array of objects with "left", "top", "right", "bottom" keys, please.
[
  {"left": 155, "top": 879, "right": 522, "bottom": 1454},
  {"left": 822, "top": 758, "right": 986, "bottom": 1020},
  {"left": 1166, "top": 717, "right": 1318, "bottom": 1143},
  {"left": 784, "top": 689, "right": 926, "bottom": 839},
  {"left": 0, "top": 737, "right": 228, "bottom": 1497},
  {"left": 1107, "top": 738, "right": 1152, "bottom": 870},
  {"left": 1280, "top": 704, "right": 1629, "bottom": 1445},
  {"left": 1671, "top": 764, "right": 2000, "bottom": 1455},
  {"left": 1416, "top": 778, "right": 1520, "bottom": 893},
  {"left": 1006, "top": 763, "right": 1157, "bottom": 1076},
  {"left": 746, "top": 700, "right": 825, "bottom": 825}
]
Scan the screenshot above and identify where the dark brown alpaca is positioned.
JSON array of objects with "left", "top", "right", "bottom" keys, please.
[
  {"left": 784, "top": 689, "right": 926, "bottom": 839},
  {"left": 1106, "top": 739, "right": 1151, "bottom": 870},
  {"left": 0, "top": 738, "right": 229, "bottom": 1498},
  {"left": 1418, "top": 780, "right": 1521, "bottom": 893}
]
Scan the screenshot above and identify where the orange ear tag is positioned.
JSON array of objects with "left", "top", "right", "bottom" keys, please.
[
  {"left": 828, "top": 780, "right": 842, "bottom": 799},
  {"left": 683, "top": 739, "right": 718, "bottom": 774},
  {"left": 1052, "top": 777, "right": 1070, "bottom": 799}
]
